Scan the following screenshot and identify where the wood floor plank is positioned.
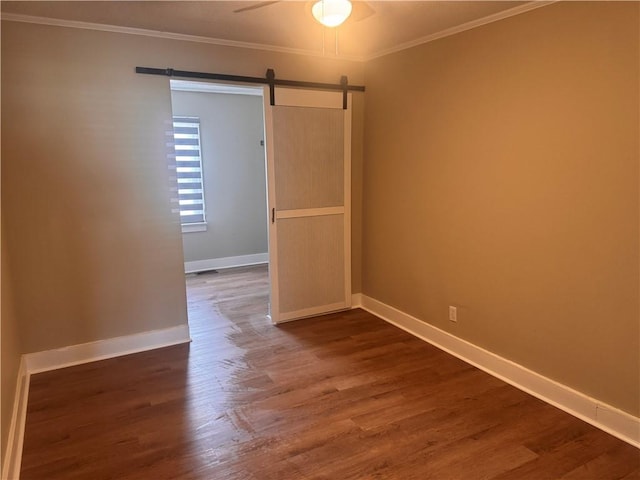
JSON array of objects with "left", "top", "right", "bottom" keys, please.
[
  {"left": 560, "top": 443, "right": 640, "bottom": 479},
  {"left": 19, "top": 265, "right": 639, "bottom": 479}
]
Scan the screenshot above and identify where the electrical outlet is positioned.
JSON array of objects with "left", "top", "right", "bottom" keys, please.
[{"left": 449, "top": 306, "right": 457, "bottom": 322}]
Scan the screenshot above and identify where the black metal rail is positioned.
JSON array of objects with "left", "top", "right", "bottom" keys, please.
[{"left": 135, "top": 66, "right": 365, "bottom": 109}]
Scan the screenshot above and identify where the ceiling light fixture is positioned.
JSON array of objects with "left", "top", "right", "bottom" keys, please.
[{"left": 312, "top": 0, "right": 353, "bottom": 28}]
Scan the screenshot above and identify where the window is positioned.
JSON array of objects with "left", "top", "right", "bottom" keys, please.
[{"left": 173, "top": 116, "right": 206, "bottom": 231}]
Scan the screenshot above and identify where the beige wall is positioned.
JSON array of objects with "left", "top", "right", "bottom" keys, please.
[
  {"left": 2, "top": 22, "right": 187, "bottom": 352},
  {"left": 363, "top": 2, "right": 639, "bottom": 416},
  {"left": 1, "top": 20, "right": 365, "bottom": 353},
  {"left": 1, "top": 219, "right": 23, "bottom": 466},
  {"left": 171, "top": 91, "right": 268, "bottom": 264}
]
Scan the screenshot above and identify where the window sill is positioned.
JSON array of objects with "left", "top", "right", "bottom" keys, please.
[{"left": 182, "top": 223, "right": 208, "bottom": 234}]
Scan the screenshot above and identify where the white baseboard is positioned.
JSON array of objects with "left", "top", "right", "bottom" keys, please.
[
  {"left": 24, "top": 324, "right": 191, "bottom": 375},
  {"left": 184, "top": 253, "right": 268, "bottom": 274},
  {"left": 1, "top": 358, "right": 29, "bottom": 480},
  {"left": 358, "top": 294, "right": 640, "bottom": 449}
]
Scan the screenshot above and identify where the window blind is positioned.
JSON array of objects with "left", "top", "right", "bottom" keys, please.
[{"left": 173, "top": 116, "right": 206, "bottom": 224}]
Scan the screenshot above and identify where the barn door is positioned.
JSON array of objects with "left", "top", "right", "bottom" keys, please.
[{"left": 264, "top": 87, "right": 351, "bottom": 323}]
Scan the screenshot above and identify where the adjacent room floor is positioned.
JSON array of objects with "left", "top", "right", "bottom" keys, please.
[{"left": 20, "top": 265, "right": 639, "bottom": 479}]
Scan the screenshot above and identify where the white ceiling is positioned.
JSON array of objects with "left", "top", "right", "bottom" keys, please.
[{"left": 1, "top": 1, "right": 549, "bottom": 61}]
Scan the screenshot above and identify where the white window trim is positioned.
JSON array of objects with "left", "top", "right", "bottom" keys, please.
[{"left": 181, "top": 223, "right": 208, "bottom": 234}]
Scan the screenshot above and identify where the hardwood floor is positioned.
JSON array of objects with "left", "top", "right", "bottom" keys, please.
[{"left": 20, "top": 265, "right": 639, "bottom": 479}]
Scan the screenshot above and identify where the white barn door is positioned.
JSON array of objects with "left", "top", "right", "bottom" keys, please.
[{"left": 264, "top": 87, "right": 351, "bottom": 323}]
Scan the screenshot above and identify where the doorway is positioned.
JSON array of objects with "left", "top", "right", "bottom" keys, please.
[
  {"left": 169, "top": 80, "right": 353, "bottom": 327},
  {"left": 169, "top": 80, "right": 270, "bottom": 326}
]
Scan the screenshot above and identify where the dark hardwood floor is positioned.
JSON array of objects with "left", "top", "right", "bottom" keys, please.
[{"left": 20, "top": 265, "right": 639, "bottom": 479}]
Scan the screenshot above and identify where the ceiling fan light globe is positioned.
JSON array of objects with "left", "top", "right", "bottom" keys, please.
[{"left": 312, "top": 0, "right": 353, "bottom": 28}]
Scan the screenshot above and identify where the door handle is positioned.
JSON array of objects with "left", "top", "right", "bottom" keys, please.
[{"left": 272, "top": 208, "right": 275, "bottom": 224}]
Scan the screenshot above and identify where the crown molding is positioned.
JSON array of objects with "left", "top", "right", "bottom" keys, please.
[
  {"left": 0, "top": 12, "right": 366, "bottom": 62},
  {"left": 2, "top": 2, "right": 556, "bottom": 64},
  {"left": 363, "top": 1, "right": 557, "bottom": 61}
]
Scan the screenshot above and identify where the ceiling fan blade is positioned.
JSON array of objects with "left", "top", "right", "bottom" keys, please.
[
  {"left": 233, "top": 1, "right": 281, "bottom": 14},
  {"left": 350, "top": 1, "right": 375, "bottom": 22}
]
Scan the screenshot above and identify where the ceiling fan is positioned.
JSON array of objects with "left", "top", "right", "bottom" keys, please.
[{"left": 233, "top": 0, "right": 376, "bottom": 27}]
